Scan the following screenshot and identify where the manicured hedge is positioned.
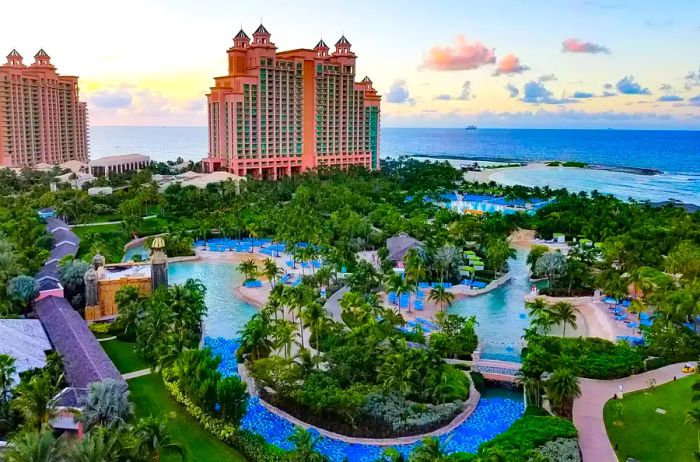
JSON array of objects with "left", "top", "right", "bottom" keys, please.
[
  {"left": 524, "top": 336, "right": 646, "bottom": 380},
  {"left": 448, "top": 410, "right": 578, "bottom": 461},
  {"left": 479, "top": 413, "right": 578, "bottom": 453},
  {"left": 162, "top": 370, "right": 286, "bottom": 462}
]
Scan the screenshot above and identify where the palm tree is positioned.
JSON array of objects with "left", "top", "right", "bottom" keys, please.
[
  {"left": 531, "top": 310, "right": 556, "bottom": 337},
  {"left": 486, "top": 238, "right": 516, "bottom": 278},
  {"left": 133, "top": 415, "right": 184, "bottom": 462},
  {"left": 238, "top": 259, "right": 259, "bottom": 282},
  {"left": 550, "top": 301, "right": 579, "bottom": 338},
  {"left": 340, "top": 291, "right": 366, "bottom": 320},
  {"left": 79, "top": 378, "right": 134, "bottom": 431},
  {"left": 237, "top": 312, "right": 274, "bottom": 361},
  {"left": 4, "top": 429, "right": 61, "bottom": 462},
  {"left": 262, "top": 258, "right": 284, "bottom": 288},
  {"left": 0, "top": 354, "right": 17, "bottom": 403},
  {"left": 380, "top": 447, "right": 406, "bottom": 462},
  {"left": 527, "top": 244, "right": 549, "bottom": 275},
  {"left": 12, "top": 371, "right": 59, "bottom": 429},
  {"left": 516, "top": 370, "right": 544, "bottom": 408},
  {"left": 314, "top": 266, "right": 333, "bottom": 290},
  {"left": 404, "top": 247, "right": 426, "bottom": 284},
  {"left": 302, "top": 302, "right": 329, "bottom": 353},
  {"left": 535, "top": 252, "right": 567, "bottom": 289},
  {"left": 384, "top": 273, "right": 407, "bottom": 310},
  {"left": 545, "top": 367, "right": 581, "bottom": 418},
  {"left": 286, "top": 426, "right": 328, "bottom": 462},
  {"left": 115, "top": 286, "right": 145, "bottom": 335},
  {"left": 686, "top": 406, "right": 700, "bottom": 460},
  {"left": 433, "top": 245, "right": 461, "bottom": 283},
  {"left": 410, "top": 437, "right": 448, "bottom": 462},
  {"left": 273, "top": 320, "right": 296, "bottom": 359},
  {"left": 428, "top": 285, "right": 455, "bottom": 312},
  {"left": 63, "top": 426, "right": 124, "bottom": 462}
]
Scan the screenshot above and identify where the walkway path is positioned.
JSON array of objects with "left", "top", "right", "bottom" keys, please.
[
  {"left": 324, "top": 285, "right": 349, "bottom": 323},
  {"left": 122, "top": 368, "right": 152, "bottom": 380},
  {"left": 71, "top": 215, "right": 157, "bottom": 228},
  {"left": 573, "top": 361, "right": 696, "bottom": 462}
]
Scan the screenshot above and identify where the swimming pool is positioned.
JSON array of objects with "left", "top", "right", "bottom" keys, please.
[
  {"left": 164, "top": 259, "right": 526, "bottom": 460},
  {"left": 450, "top": 249, "right": 586, "bottom": 362},
  {"left": 205, "top": 337, "right": 524, "bottom": 462},
  {"left": 169, "top": 261, "right": 257, "bottom": 339}
]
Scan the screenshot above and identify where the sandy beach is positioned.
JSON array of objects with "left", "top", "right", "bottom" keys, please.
[{"left": 463, "top": 162, "right": 551, "bottom": 184}]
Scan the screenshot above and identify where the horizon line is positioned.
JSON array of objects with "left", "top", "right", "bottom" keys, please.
[{"left": 90, "top": 125, "right": 700, "bottom": 131}]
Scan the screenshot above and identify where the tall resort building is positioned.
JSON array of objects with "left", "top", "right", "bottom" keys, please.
[
  {"left": 202, "top": 25, "right": 381, "bottom": 178},
  {"left": 0, "top": 50, "right": 89, "bottom": 167}
]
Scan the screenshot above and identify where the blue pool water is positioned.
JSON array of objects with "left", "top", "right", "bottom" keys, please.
[
  {"left": 169, "top": 261, "right": 257, "bottom": 338},
  {"left": 449, "top": 249, "right": 585, "bottom": 362},
  {"left": 450, "top": 249, "right": 531, "bottom": 362},
  {"left": 205, "top": 337, "right": 524, "bottom": 461}
]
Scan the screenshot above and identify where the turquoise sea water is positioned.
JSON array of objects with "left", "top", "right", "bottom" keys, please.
[{"left": 91, "top": 126, "right": 700, "bottom": 205}]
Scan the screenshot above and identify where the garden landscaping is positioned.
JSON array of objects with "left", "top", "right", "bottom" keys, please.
[
  {"left": 129, "top": 374, "right": 249, "bottom": 462},
  {"left": 604, "top": 375, "right": 697, "bottom": 462},
  {"left": 100, "top": 338, "right": 150, "bottom": 374}
]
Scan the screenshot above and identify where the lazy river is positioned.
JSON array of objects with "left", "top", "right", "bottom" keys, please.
[
  {"left": 153, "top": 255, "right": 542, "bottom": 460},
  {"left": 451, "top": 249, "right": 587, "bottom": 362}
]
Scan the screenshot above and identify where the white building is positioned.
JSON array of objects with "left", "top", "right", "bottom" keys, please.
[{"left": 90, "top": 154, "right": 150, "bottom": 177}]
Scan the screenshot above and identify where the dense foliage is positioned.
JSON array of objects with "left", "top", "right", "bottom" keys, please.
[
  {"left": 243, "top": 283, "right": 476, "bottom": 438},
  {"left": 523, "top": 336, "right": 646, "bottom": 380}
]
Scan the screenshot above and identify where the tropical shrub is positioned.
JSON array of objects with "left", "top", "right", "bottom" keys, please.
[
  {"left": 88, "top": 322, "right": 111, "bottom": 334},
  {"left": 478, "top": 413, "right": 578, "bottom": 454},
  {"left": 216, "top": 376, "right": 248, "bottom": 426},
  {"left": 360, "top": 392, "right": 464, "bottom": 435},
  {"left": 58, "top": 258, "right": 89, "bottom": 309},
  {"left": 469, "top": 371, "right": 485, "bottom": 392},
  {"left": 523, "top": 336, "right": 645, "bottom": 380},
  {"left": 537, "top": 437, "right": 582, "bottom": 462}
]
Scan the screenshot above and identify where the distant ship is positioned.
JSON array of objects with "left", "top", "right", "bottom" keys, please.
[{"left": 465, "top": 125, "right": 477, "bottom": 130}]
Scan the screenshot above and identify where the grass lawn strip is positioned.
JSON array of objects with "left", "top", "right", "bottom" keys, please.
[
  {"left": 100, "top": 339, "right": 150, "bottom": 374},
  {"left": 604, "top": 375, "right": 697, "bottom": 462},
  {"left": 129, "top": 374, "right": 248, "bottom": 462}
]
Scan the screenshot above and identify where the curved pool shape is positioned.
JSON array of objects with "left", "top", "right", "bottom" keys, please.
[
  {"left": 122, "top": 244, "right": 150, "bottom": 263},
  {"left": 450, "top": 250, "right": 587, "bottom": 362},
  {"left": 169, "top": 261, "right": 257, "bottom": 338},
  {"left": 205, "top": 337, "right": 524, "bottom": 462}
]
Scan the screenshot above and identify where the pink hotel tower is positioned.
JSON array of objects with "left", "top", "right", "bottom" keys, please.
[
  {"left": 202, "top": 25, "right": 381, "bottom": 178},
  {"left": 0, "top": 49, "right": 88, "bottom": 167}
]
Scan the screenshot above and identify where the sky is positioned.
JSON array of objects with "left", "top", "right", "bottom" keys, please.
[{"left": 3, "top": 0, "right": 700, "bottom": 129}]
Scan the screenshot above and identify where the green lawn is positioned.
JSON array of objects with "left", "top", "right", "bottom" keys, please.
[
  {"left": 604, "top": 376, "right": 698, "bottom": 462},
  {"left": 100, "top": 339, "right": 150, "bottom": 374},
  {"left": 128, "top": 374, "right": 247, "bottom": 462}
]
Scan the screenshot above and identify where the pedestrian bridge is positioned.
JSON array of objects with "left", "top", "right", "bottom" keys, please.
[{"left": 474, "top": 359, "right": 521, "bottom": 383}]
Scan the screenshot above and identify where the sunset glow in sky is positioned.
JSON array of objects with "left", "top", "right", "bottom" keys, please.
[{"left": 4, "top": 0, "right": 699, "bottom": 128}]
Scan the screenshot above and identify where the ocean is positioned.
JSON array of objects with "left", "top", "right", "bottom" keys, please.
[{"left": 90, "top": 126, "right": 700, "bottom": 205}]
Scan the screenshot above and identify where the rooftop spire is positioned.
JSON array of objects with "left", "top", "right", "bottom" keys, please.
[
  {"left": 335, "top": 35, "right": 351, "bottom": 46},
  {"left": 254, "top": 23, "right": 270, "bottom": 35},
  {"left": 6, "top": 49, "right": 23, "bottom": 66},
  {"left": 315, "top": 39, "right": 329, "bottom": 49},
  {"left": 34, "top": 48, "right": 50, "bottom": 58},
  {"left": 234, "top": 29, "right": 249, "bottom": 40}
]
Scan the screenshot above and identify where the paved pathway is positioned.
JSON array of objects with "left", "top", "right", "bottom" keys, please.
[
  {"left": 573, "top": 361, "right": 696, "bottom": 462},
  {"left": 122, "top": 368, "right": 152, "bottom": 380},
  {"left": 71, "top": 215, "right": 157, "bottom": 228},
  {"left": 323, "top": 285, "right": 349, "bottom": 322}
]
